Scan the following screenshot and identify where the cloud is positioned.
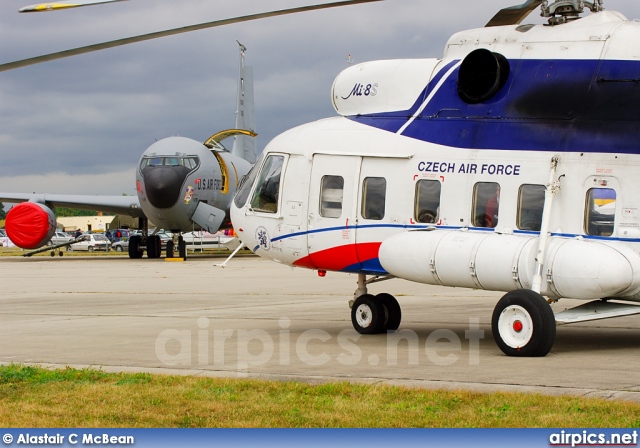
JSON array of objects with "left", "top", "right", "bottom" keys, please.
[{"left": 2, "top": 0, "right": 640, "bottom": 199}]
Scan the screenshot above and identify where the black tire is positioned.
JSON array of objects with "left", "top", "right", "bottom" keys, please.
[
  {"left": 178, "top": 236, "right": 187, "bottom": 260},
  {"left": 351, "top": 294, "right": 385, "bottom": 334},
  {"left": 166, "top": 240, "right": 174, "bottom": 258},
  {"left": 58, "top": 251, "right": 63, "bottom": 257},
  {"left": 128, "top": 235, "right": 144, "bottom": 259},
  {"left": 377, "top": 293, "right": 402, "bottom": 331},
  {"left": 50, "top": 251, "right": 55, "bottom": 257},
  {"left": 147, "top": 235, "right": 161, "bottom": 259},
  {"left": 491, "top": 290, "right": 556, "bottom": 357}
]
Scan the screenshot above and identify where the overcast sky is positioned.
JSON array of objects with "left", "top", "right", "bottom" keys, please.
[{"left": 2, "top": 0, "right": 640, "bottom": 204}]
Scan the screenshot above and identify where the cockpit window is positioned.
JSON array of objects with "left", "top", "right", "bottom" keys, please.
[
  {"left": 234, "top": 166, "right": 259, "bottom": 208},
  {"left": 140, "top": 156, "right": 199, "bottom": 170},
  {"left": 250, "top": 154, "right": 285, "bottom": 214}
]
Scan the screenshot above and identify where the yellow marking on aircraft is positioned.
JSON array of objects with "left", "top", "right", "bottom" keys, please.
[
  {"left": 203, "top": 129, "right": 257, "bottom": 149},
  {"left": 19, "top": 0, "right": 127, "bottom": 13}
]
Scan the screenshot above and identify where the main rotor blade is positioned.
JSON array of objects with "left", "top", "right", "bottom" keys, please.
[
  {"left": 1, "top": 0, "right": 382, "bottom": 73},
  {"left": 19, "top": 0, "right": 129, "bottom": 13},
  {"left": 485, "top": 0, "right": 543, "bottom": 27}
]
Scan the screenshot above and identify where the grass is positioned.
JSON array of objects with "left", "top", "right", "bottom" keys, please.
[{"left": 1, "top": 364, "right": 639, "bottom": 427}]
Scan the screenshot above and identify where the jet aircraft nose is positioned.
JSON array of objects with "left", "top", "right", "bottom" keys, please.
[{"left": 142, "top": 165, "right": 191, "bottom": 209}]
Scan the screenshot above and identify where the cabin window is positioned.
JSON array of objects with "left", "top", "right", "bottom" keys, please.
[
  {"left": 517, "top": 184, "right": 545, "bottom": 231},
  {"left": 585, "top": 188, "right": 616, "bottom": 236},
  {"left": 250, "top": 154, "right": 284, "bottom": 214},
  {"left": 414, "top": 180, "right": 441, "bottom": 223},
  {"left": 320, "top": 175, "right": 344, "bottom": 218},
  {"left": 472, "top": 182, "right": 500, "bottom": 228},
  {"left": 361, "top": 177, "right": 386, "bottom": 220}
]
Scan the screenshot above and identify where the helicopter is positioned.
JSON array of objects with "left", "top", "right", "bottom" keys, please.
[{"left": 230, "top": 0, "right": 640, "bottom": 356}]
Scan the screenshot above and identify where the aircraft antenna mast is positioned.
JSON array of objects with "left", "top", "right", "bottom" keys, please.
[{"left": 541, "top": 0, "right": 604, "bottom": 25}]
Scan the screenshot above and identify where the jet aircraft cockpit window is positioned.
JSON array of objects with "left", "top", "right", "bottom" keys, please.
[
  {"left": 517, "top": 184, "right": 545, "bottom": 231},
  {"left": 585, "top": 188, "right": 616, "bottom": 237},
  {"left": 414, "top": 180, "right": 441, "bottom": 224},
  {"left": 140, "top": 156, "right": 200, "bottom": 170},
  {"left": 472, "top": 182, "right": 500, "bottom": 228},
  {"left": 320, "top": 176, "right": 344, "bottom": 218},
  {"left": 361, "top": 177, "right": 386, "bottom": 220},
  {"left": 250, "top": 154, "right": 285, "bottom": 214}
]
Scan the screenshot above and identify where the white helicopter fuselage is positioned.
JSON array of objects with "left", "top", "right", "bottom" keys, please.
[
  {"left": 231, "top": 9, "right": 640, "bottom": 355},
  {"left": 233, "top": 115, "right": 640, "bottom": 299}
]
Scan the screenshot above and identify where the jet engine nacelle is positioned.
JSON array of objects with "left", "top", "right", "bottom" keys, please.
[
  {"left": 331, "top": 58, "right": 441, "bottom": 116},
  {"left": 5, "top": 202, "right": 57, "bottom": 249},
  {"left": 379, "top": 230, "right": 640, "bottom": 301}
]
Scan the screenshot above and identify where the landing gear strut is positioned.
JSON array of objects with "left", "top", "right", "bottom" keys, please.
[
  {"left": 350, "top": 273, "right": 401, "bottom": 334},
  {"left": 166, "top": 234, "right": 186, "bottom": 259}
]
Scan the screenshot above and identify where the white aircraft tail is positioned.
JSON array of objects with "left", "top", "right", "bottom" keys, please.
[{"left": 231, "top": 41, "right": 257, "bottom": 164}]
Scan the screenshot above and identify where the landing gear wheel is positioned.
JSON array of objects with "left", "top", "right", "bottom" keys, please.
[
  {"left": 376, "top": 293, "right": 401, "bottom": 331},
  {"left": 128, "top": 235, "right": 144, "bottom": 259},
  {"left": 351, "top": 294, "right": 385, "bottom": 334},
  {"left": 147, "top": 235, "right": 161, "bottom": 259},
  {"left": 50, "top": 251, "right": 55, "bottom": 257},
  {"left": 58, "top": 251, "right": 63, "bottom": 257},
  {"left": 166, "top": 240, "right": 174, "bottom": 258},
  {"left": 178, "top": 236, "right": 187, "bottom": 260},
  {"left": 492, "top": 290, "right": 556, "bottom": 357}
]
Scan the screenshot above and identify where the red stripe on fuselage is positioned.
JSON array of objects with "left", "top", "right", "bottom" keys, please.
[{"left": 293, "top": 242, "right": 381, "bottom": 271}]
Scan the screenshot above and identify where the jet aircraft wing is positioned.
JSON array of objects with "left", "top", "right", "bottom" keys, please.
[
  {"left": 19, "top": 0, "right": 128, "bottom": 13},
  {"left": 0, "top": 193, "right": 145, "bottom": 217}
]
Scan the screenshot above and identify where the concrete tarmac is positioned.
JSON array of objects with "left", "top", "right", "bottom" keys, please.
[{"left": 1, "top": 254, "right": 639, "bottom": 402}]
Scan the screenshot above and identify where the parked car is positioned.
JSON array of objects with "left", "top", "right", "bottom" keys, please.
[
  {"left": 49, "top": 231, "right": 75, "bottom": 246},
  {"left": 111, "top": 240, "right": 128, "bottom": 252},
  {"left": 106, "top": 228, "right": 130, "bottom": 242},
  {"left": 70, "top": 234, "right": 111, "bottom": 252}
]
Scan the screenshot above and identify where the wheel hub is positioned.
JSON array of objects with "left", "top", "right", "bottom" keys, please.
[
  {"left": 498, "top": 305, "right": 533, "bottom": 348},
  {"left": 513, "top": 320, "right": 524, "bottom": 332},
  {"left": 355, "top": 304, "right": 373, "bottom": 328}
]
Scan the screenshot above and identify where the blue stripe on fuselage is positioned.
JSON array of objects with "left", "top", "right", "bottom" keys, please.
[{"left": 349, "top": 59, "right": 640, "bottom": 154}]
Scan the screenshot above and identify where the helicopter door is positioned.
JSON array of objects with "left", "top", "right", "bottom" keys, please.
[
  {"left": 307, "top": 154, "right": 361, "bottom": 272},
  {"left": 356, "top": 157, "right": 407, "bottom": 274}
]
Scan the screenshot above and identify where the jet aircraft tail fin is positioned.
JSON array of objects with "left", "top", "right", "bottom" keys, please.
[{"left": 231, "top": 41, "right": 257, "bottom": 164}]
